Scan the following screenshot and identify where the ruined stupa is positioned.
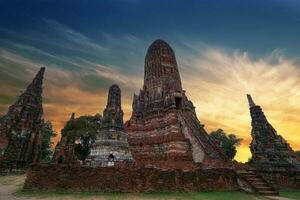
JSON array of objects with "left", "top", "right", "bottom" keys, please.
[
  {"left": 125, "top": 40, "right": 225, "bottom": 169},
  {"left": 0, "top": 67, "right": 45, "bottom": 169},
  {"left": 247, "top": 94, "right": 300, "bottom": 171},
  {"left": 87, "top": 85, "right": 132, "bottom": 167},
  {"left": 52, "top": 113, "right": 77, "bottom": 164}
]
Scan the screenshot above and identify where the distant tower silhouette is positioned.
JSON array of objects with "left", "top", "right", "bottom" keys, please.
[{"left": 247, "top": 94, "right": 300, "bottom": 170}]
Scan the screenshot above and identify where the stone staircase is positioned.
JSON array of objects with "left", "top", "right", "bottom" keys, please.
[{"left": 237, "top": 169, "right": 279, "bottom": 196}]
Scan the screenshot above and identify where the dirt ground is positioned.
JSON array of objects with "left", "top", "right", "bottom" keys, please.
[{"left": 0, "top": 175, "right": 105, "bottom": 200}]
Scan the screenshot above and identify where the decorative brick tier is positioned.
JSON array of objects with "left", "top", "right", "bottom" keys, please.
[{"left": 126, "top": 40, "right": 225, "bottom": 169}]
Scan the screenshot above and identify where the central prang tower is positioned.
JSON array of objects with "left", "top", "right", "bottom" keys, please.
[{"left": 126, "top": 40, "right": 225, "bottom": 169}]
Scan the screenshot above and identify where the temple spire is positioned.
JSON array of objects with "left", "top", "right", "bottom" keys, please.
[
  {"left": 0, "top": 67, "right": 46, "bottom": 169},
  {"left": 70, "top": 112, "right": 75, "bottom": 121},
  {"left": 26, "top": 67, "right": 45, "bottom": 96},
  {"left": 247, "top": 94, "right": 256, "bottom": 108},
  {"left": 247, "top": 94, "right": 300, "bottom": 170},
  {"left": 102, "top": 84, "right": 124, "bottom": 129}
]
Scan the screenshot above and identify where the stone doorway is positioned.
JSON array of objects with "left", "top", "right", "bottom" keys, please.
[
  {"left": 108, "top": 154, "right": 115, "bottom": 161},
  {"left": 175, "top": 97, "right": 182, "bottom": 110},
  {"left": 58, "top": 155, "right": 64, "bottom": 164}
]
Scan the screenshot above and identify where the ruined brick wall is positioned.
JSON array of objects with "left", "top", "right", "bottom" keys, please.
[
  {"left": 255, "top": 170, "right": 300, "bottom": 189},
  {"left": 23, "top": 164, "right": 238, "bottom": 192}
]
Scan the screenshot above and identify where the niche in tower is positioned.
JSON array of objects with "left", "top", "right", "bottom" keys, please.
[{"left": 175, "top": 97, "right": 182, "bottom": 110}]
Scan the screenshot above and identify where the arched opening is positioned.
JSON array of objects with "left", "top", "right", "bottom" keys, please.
[
  {"left": 175, "top": 97, "right": 182, "bottom": 110},
  {"left": 58, "top": 155, "right": 64, "bottom": 164},
  {"left": 108, "top": 154, "right": 115, "bottom": 161}
]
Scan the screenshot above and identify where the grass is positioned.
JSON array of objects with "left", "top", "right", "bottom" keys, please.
[
  {"left": 15, "top": 190, "right": 270, "bottom": 200},
  {"left": 280, "top": 189, "right": 300, "bottom": 199}
]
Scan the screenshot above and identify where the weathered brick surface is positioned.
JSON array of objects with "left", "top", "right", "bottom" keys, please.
[
  {"left": 255, "top": 170, "right": 300, "bottom": 189},
  {"left": 0, "top": 67, "right": 45, "bottom": 171},
  {"left": 87, "top": 84, "right": 133, "bottom": 166},
  {"left": 126, "top": 40, "right": 226, "bottom": 169},
  {"left": 247, "top": 94, "right": 300, "bottom": 171},
  {"left": 23, "top": 164, "right": 238, "bottom": 192},
  {"left": 52, "top": 113, "right": 79, "bottom": 165}
]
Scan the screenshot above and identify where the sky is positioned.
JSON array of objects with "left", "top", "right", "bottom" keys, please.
[{"left": 0, "top": 0, "right": 300, "bottom": 162}]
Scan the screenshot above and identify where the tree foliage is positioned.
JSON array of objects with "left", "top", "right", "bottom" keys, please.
[
  {"left": 41, "top": 121, "right": 57, "bottom": 163},
  {"left": 61, "top": 114, "right": 102, "bottom": 161},
  {"left": 296, "top": 151, "right": 300, "bottom": 157},
  {"left": 209, "top": 129, "right": 243, "bottom": 161}
]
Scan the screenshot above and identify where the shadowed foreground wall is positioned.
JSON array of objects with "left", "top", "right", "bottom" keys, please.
[{"left": 23, "top": 164, "right": 238, "bottom": 192}]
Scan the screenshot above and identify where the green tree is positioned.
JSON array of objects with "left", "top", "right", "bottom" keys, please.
[
  {"left": 61, "top": 114, "right": 102, "bottom": 161},
  {"left": 41, "top": 121, "right": 57, "bottom": 163},
  {"left": 296, "top": 151, "right": 300, "bottom": 157},
  {"left": 209, "top": 129, "right": 243, "bottom": 161}
]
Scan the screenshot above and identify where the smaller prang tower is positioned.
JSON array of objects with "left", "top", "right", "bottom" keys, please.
[
  {"left": 52, "top": 113, "right": 77, "bottom": 165},
  {"left": 0, "top": 67, "right": 45, "bottom": 169},
  {"left": 247, "top": 94, "right": 300, "bottom": 171},
  {"left": 87, "top": 85, "right": 132, "bottom": 167}
]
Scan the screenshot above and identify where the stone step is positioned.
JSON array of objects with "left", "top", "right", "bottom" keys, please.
[
  {"left": 255, "top": 186, "right": 273, "bottom": 190},
  {"left": 236, "top": 170, "right": 279, "bottom": 196},
  {"left": 237, "top": 170, "right": 255, "bottom": 173},
  {"left": 258, "top": 191, "right": 279, "bottom": 196},
  {"left": 257, "top": 188, "right": 277, "bottom": 192},
  {"left": 243, "top": 175, "right": 258, "bottom": 178},
  {"left": 251, "top": 182, "right": 268, "bottom": 186},
  {"left": 247, "top": 178, "right": 262, "bottom": 181}
]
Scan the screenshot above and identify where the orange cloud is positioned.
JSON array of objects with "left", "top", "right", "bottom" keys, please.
[
  {"left": 1, "top": 47, "right": 300, "bottom": 163},
  {"left": 180, "top": 48, "right": 300, "bottom": 162}
]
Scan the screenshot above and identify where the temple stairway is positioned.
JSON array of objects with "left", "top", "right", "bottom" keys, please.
[
  {"left": 177, "top": 110, "right": 222, "bottom": 158},
  {"left": 237, "top": 169, "right": 279, "bottom": 196}
]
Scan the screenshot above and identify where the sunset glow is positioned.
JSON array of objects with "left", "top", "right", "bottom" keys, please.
[{"left": 1, "top": 0, "right": 300, "bottom": 163}]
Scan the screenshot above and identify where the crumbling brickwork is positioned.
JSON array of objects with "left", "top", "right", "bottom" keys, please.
[
  {"left": 0, "top": 67, "right": 45, "bottom": 171},
  {"left": 87, "top": 84, "right": 133, "bottom": 166},
  {"left": 52, "top": 113, "right": 78, "bottom": 165},
  {"left": 255, "top": 170, "right": 300, "bottom": 189},
  {"left": 126, "top": 40, "right": 225, "bottom": 169},
  {"left": 247, "top": 94, "right": 300, "bottom": 171}
]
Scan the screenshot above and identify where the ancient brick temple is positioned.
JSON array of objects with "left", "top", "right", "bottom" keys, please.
[
  {"left": 247, "top": 94, "right": 300, "bottom": 170},
  {"left": 52, "top": 113, "right": 77, "bottom": 164},
  {"left": 0, "top": 67, "right": 45, "bottom": 170},
  {"left": 125, "top": 40, "right": 225, "bottom": 169},
  {"left": 87, "top": 84, "right": 132, "bottom": 167}
]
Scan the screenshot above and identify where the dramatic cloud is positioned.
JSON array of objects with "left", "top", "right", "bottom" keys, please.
[
  {"left": 0, "top": 48, "right": 141, "bottom": 142},
  {"left": 0, "top": 18, "right": 299, "bottom": 162},
  {"left": 179, "top": 48, "right": 300, "bottom": 162}
]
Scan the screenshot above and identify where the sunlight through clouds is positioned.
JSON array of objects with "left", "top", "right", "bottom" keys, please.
[
  {"left": 180, "top": 48, "right": 300, "bottom": 162},
  {"left": 0, "top": 19, "right": 300, "bottom": 162}
]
